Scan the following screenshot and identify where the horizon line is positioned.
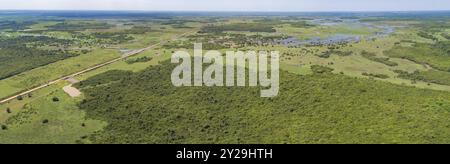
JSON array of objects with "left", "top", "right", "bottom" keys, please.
[{"left": 1, "top": 9, "right": 450, "bottom": 13}]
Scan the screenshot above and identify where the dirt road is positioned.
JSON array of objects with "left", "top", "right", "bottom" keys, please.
[{"left": 0, "top": 31, "right": 194, "bottom": 104}]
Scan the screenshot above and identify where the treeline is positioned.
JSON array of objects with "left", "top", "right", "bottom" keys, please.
[
  {"left": 254, "top": 19, "right": 316, "bottom": 28},
  {"left": 200, "top": 23, "right": 277, "bottom": 33},
  {"left": 394, "top": 70, "right": 450, "bottom": 86},
  {"left": 0, "top": 21, "right": 36, "bottom": 31},
  {"left": 434, "top": 41, "right": 450, "bottom": 56},
  {"left": 0, "top": 46, "right": 78, "bottom": 79},
  {"left": 0, "top": 36, "right": 74, "bottom": 48},
  {"left": 73, "top": 26, "right": 155, "bottom": 45},
  {"left": 418, "top": 31, "right": 438, "bottom": 41},
  {"left": 311, "top": 65, "right": 334, "bottom": 74},
  {"left": 76, "top": 70, "right": 134, "bottom": 89},
  {"left": 46, "top": 22, "right": 113, "bottom": 32},
  {"left": 91, "top": 32, "right": 134, "bottom": 44},
  {"left": 318, "top": 50, "right": 353, "bottom": 58},
  {"left": 442, "top": 33, "right": 450, "bottom": 40},
  {"left": 126, "top": 56, "right": 153, "bottom": 64},
  {"left": 415, "top": 21, "right": 450, "bottom": 41},
  {"left": 384, "top": 42, "right": 450, "bottom": 72},
  {"left": 361, "top": 50, "right": 398, "bottom": 67},
  {"left": 164, "top": 33, "right": 287, "bottom": 50},
  {"left": 124, "top": 26, "right": 155, "bottom": 34},
  {"left": 163, "top": 41, "right": 229, "bottom": 50},
  {"left": 362, "top": 72, "right": 390, "bottom": 79},
  {"left": 160, "top": 19, "right": 196, "bottom": 28},
  {"left": 415, "top": 20, "right": 450, "bottom": 33}
]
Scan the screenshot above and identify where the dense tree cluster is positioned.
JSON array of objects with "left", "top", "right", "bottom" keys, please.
[
  {"left": 417, "top": 31, "right": 438, "bottom": 41},
  {"left": 362, "top": 72, "right": 390, "bottom": 79},
  {"left": 254, "top": 19, "right": 316, "bottom": 28},
  {"left": 384, "top": 42, "right": 450, "bottom": 71},
  {"left": 164, "top": 33, "right": 287, "bottom": 50},
  {"left": 311, "top": 65, "right": 334, "bottom": 74},
  {"left": 124, "top": 26, "right": 155, "bottom": 34},
  {"left": 442, "top": 33, "right": 450, "bottom": 40},
  {"left": 0, "top": 36, "right": 74, "bottom": 48},
  {"left": 361, "top": 50, "right": 398, "bottom": 67},
  {"left": 0, "top": 21, "right": 36, "bottom": 31},
  {"left": 46, "top": 22, "right": 113, "bottom": 32},
  {"left": 74, "top": 61, "right": 450, "bottom": 144},
  {"left": 160, "top": 19, "right": 196, "bottom": 26},
  {"left": 415, "top": 20, "right": 450, "bottom": 33},
  {"left": 90, "top": 32, "right": 134, "bottom": 44},
  {"left": 394, "top": 70, "right": 450, "bottom": 85},
  {"left": 160, "top": 19, "right": 197, "bottom": 28},
  {"left": 71, "top": 25, "right": 155, "bottom": 45},
  {"left": 0, "top": 36, "right": 79, "bottom": 79},
  {"left": 200, "top": 23, "right": 277, "bottom": 33},
  {"left": 317, "top": 50, "right": 353, "bottom": 58},
  {"left": 434, "top": 41, "right": 450, "bottom": 56},
  {"left": 126, "top": 56, "right": 153, "bottom": 64}
]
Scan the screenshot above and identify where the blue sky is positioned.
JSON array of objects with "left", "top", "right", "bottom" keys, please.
[{"left": 0, "top": 0, "right": 449, "bottom": 11}]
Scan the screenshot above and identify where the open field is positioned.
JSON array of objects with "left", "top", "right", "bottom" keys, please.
[
  {"left": 0, "top": 82, "right": 106, "bottom": 144},
  {"left": 0, "top": 19, "right": 198, "bottom": 101}
]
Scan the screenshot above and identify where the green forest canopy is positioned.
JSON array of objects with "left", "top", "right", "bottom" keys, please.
[{"left": 75, "top": 61, "right": 450, "bottom": 144}]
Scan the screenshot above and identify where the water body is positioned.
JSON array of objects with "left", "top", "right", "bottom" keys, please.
[
  {"left": 279, "top": 35, "right": 362, "bottom": 46},
  {"left": 278, "top": 18, "right": 396, "bottom": 47}
]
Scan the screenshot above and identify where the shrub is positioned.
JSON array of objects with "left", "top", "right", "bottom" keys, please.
[
  {"left": 361, "top": 51, "right": 398, "bottom": 67},
  {"left": 52, "top": 97, "right": 60, "bottom": 102},
  {"left": 126, "top": 56, "right": 153, "bottom": 64},
  {"left": 318, "top": 51, "right": 331, "bottom": 58},
  {"left": 200, "top": 23, "right": 276, "bottom": 33},
  {"left": 311, "top": 65, "right": 334, "bottom": 74},
  {"left": 362, "top": 72, "right": 390, "bottom": 79}
]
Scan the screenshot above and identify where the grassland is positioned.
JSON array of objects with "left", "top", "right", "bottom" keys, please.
[{"left": 0, "top": 82, "right": 106, "bottom": 144}]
